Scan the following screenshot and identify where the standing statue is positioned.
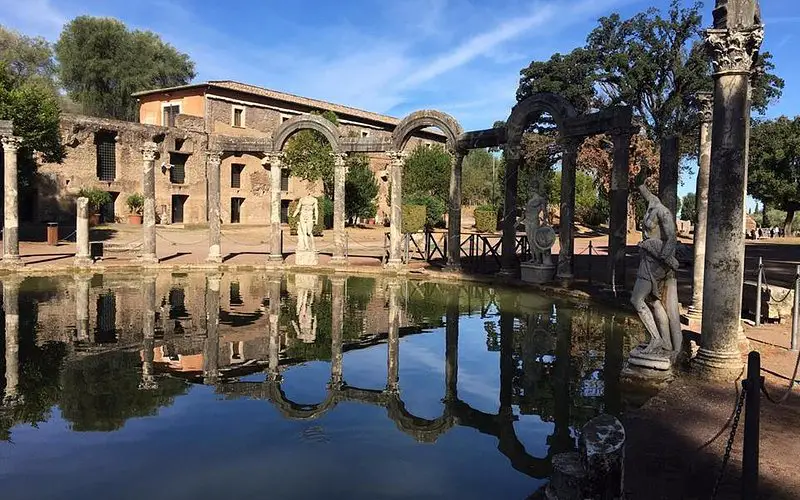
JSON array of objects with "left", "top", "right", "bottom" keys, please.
[
  {"left": 523, "top": 190, "right": 555, "bottom": 266},
  {"left": 629, "top": 177, "right": 682, "bottom": 368},
  {"left": 293, "top": 194, "right": 318, "bottom": 253}
]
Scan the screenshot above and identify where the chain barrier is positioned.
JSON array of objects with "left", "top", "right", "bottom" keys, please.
[
  {"left": 760, "top": 347, "right": 800, "bottom": 405},
  {"left": 58, "top": 230, "right": 77, "bottom": 244},
  {"left": 711, "top": 383, "right": 747, "bottom": 500},
  {"left": 156, "top": 231, "right": 208, "bottom": 246},
  {"left": 220, "top": 232, "right": 268, "bottom": 248},
  {"left": 761, "top": 268, "right": 794, "bottom": 304}
]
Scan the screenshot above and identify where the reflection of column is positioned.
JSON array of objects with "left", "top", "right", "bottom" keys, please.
[
  {"left": 498, "top": 299, "right": 515, "bottom": 416},
  {"left": 444, "top": 288, "right": 459, "bottom": 402},
  {"left": 331, "top": 153, "right": 348, "bottom": 264},
  {"left": 141, "top": 142, "right": 158, "bottom": 263},
  {"left": 2, "top": 136, "right": 22, "bottom": 266},
  {"left": 267, "top": 276, "right": 282, "bottom": 381},
  {"left": 203, "top": 274, "right": 221, "bottom": 384},
  {"left": 687, "top": 93, "right": 714, "bottom": 320},
  {"left": 603, "top": 315, "right": 623, "bottom": 417},
  {"left": 695, "top": 22, "right": 763, "bottom": 378},
  {"left": 330, "top": 276, "right": 345, "bottom": 389},
  {"left": 446, "top": 151, "right": 466, "bottom": 271},
  {"left": 3, "top": 278, "right": 22, "bottom": 404},
  {"left": 140, "top": 274, "right": 157, "bottom": 390},
  {"left": 264, "top": 152, "right": 284, "bottom": 263},
  {"left": 551, "top": 306, "right": 573, "bottom": 454},
  {"left": 558, "top": 138, "right": 582, "bottom": 281},
  {"left": 74, "top": 197, "right": 91, "bottom": 266},
  {"left": 608, "top": 129, "right": 634, "bottom": 291},
  {"left": 386, "top": 151, "right": 407, "bottom": 268},
  {"left": 206, "top": 151, "right": 223, "bottom": 263},
  {"left": 500, "top": 146, "right": 521, "bottom": 275},
  {"left": 658, "top": 135, "right": 680, "bottom": 217},
  {"left": 386, "top": 279, "right": 401, "bottom": 393},
  {"left": 75, "top": 275, "right": 91, "bottom": 341}
]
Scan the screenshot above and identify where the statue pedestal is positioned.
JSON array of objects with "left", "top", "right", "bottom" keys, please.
[
  {"left": 295, "top": 250, "right": 318, "bottom": 266},
  {"left": 622, "top": 344, "right": 675, "bottom": 384},
  {"left": 520, "top": 262, "right": 556, "bottom": 284}
]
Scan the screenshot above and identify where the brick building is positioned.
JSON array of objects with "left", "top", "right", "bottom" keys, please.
[{"left": 36, "top": 81, "right": 443, "bottom": 225}]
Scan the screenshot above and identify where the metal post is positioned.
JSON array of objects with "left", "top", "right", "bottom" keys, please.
[
  {"left": 742, "top": 351, "right": 762, "bottom": 499},
  {"left": 792, "top": 265, "right": 800, "bottom": 352},
  {"left": 755, "top": 257, "right": 763, "bottom": 327},
  {"left": 588, "top": 241, "right": 593, "bottom": 285}
]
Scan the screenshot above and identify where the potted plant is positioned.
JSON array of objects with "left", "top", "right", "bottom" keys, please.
[
  {"left": 77, "top": 187, "right": 112, "bottom": 225},
  {"left": 126, "top": 193, "right": 144, "bottom": 224}
]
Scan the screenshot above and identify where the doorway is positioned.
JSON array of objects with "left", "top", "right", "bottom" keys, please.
[
  {"left": 231, "top": 197, "right": 245, "bottom": 223},
  {"left": 100, "top": 191, "right": 119, "bottom": 223},
  {"left": 172, "top": 194, "right": 188, "bottom": 224}
]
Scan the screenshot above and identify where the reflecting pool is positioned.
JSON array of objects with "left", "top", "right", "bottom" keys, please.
[{"left": 0, "top": 272, "right": 645, "bottom": 499}]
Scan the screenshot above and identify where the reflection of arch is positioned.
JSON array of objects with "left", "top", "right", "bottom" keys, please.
[
  {"left": 273, "top": 114, "right": 341, "bottom": 152},
  {"left": 264, "top": 381, "right": 339, "bottom": 420},
  {"left": 505, "top": 92, "right": 578, "bottom": 145},
  {"left": 392, "top": 110, "right": 463, "bottom": 152},
  {"left": 386, "top": 395, "right": 455, "bottom": 444}
]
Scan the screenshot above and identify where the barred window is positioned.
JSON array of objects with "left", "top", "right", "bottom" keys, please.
[
  {"left": 231, "top": 163, "right": 244, "bottom": 189},
  {"left": 280, "top": 169, "right": 289, "bottom": 191},
  {"left": 163, "top": 104, "right": 180, "bottom": 127},
  {"left": 170, "top": 152, "right": 188, "bottom": 184},
  {"left": 95, "top": 132, "right": 116, "bottom": 181}
]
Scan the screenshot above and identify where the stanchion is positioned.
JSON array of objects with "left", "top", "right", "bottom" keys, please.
[
  {"left": 792, "top": 265, "right": 800, "bottom": 352},
  {"left": 742, "top": 351, "right": 762, "bottom": 499},
  {"left": 756, "top": 257, "right": 763, "bottom": 327},
  {"left": 588, "top": 241, "right": 594, "bottom": 285}
]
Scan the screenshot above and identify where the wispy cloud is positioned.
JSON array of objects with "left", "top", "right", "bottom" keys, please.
[{"left": 0, "top": 0, "right": 67, "bottom": 38}]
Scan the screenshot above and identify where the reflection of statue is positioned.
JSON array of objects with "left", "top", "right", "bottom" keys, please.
[
  {"left": 293, "top": 194, "right": 318, "bottom": 253},
  {"left": 630, "top": 183, "right": 681, "bottom": 360},
  {"left": 292, "top": 274, "right": 318, "bottom": 343}
]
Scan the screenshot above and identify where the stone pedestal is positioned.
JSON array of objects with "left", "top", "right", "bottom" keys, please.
[
  {"left": 446, "top": 151, "right": 465, "bottom": 271},
  {"left": 294, "top": 250, "right": 318, "bottom": 266},
  {"left": 74, "top": 197, "right": 92, "bottom": 266},
  {"left": 331, "top": 153, "right": 347, "bottom": 265},
  {"left": 386, "top": 151, "right": 406, "bottom": 269},
  {"left": 140, "top": 142, "right": 158, "bottom": 263},
  {"left": 622, "top": 345, "right": 676, "bottom": 385},
  {"left": 2, "top": 136, "right": 22, "bottom": 267},
  {"left": 520, "top": 262, "right": 556, "bottom": 284},
  {"left": 206, "top": 152, "right": 223, "bottom": 264}
]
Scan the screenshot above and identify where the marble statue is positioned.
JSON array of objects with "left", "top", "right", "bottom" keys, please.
[
  {"left": 523, "top": 190, "right": 555, "bottom": 266},
  {"left": 293, "top": 194, "right": 318, "bottom": 265},
  {"left": 629, "top": 181, "right": 682, "bottom": 368}
]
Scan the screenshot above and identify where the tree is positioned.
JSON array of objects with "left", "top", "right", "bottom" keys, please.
[
  {"left": 517, "top": 48, "right": 598, "bottom": 113},
  {"left": 462, "top": 149, "right": 496, "bottom": 206},
  {"left": 403, "top": 143, "right": 452, "bottom": 205},
  {"left": 680, "top": 192, "right": 696, "bottom": 222},
  {"left": 55, "top": 16, "right": 195, "bottom": 120},
  {"left": 749, "top": 117, "right": 800, "bottom": 236},
  {"left": 344, "top": 153, "right": 378, "bottom": 223},
  {"left": 0, "top": 27, "right": 56, "bottom": 87},
  {"left": 283, "top": 110, "right": 338, "bottom": 198}
]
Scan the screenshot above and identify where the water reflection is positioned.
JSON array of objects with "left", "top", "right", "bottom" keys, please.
[{"left": 0, "top": 272, "right": 642, "bottom": 495}]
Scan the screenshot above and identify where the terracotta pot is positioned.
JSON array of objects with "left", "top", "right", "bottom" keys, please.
[
  {"left": 89, "top": 213, "right": 101, "bottom": 226},
  {"left": 128, "top": 214, "right": 143, "bottom": 225}
]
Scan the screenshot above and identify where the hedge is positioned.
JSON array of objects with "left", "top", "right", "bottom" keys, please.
[
  {"left": 288, "top": 197, "right": 329, "bottom": 236},
  {"left": 402, "top": 204, "right": 426, "bottom": 233},
  {"left": 474, "top": 207, "right": 498, "bottom": 233},
  {"left": 404, "top": 193, "right": 445, "bottom": 230}
]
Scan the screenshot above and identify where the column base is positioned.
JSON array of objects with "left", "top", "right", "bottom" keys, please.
[
  {"left": 691, "top": 347, "right": 744, "bottom": 380},
  {"left": 497, "top": 266, "right": 518, "bottom": 278},
  {"left": 138, "top": 254, "right": 159, "bottom": 265},
  {"left": 556, "top": 272, "right": 574, "bottom": 287},
  {"left": 684, "top": 304, "right": 703, "bottom": 322},
  {"left": 1, "top": 255, "right": 23, "bottom": 268},
  {"left": 330, "top": 255, "right": 348, "bottom": 266},
  {"left": 444, "top": 262, "right": 461, "bottom": 273},
  {"left": 206, "top": 254, "right": 222, "bottom": 264},
  {"left": 386, "top": 258, "right": 404, "bottom": 270},
  {"left": 267, "top": 253, "right": 284, "bottom": 265},
  {"left": 74, "top": 256, "right": 93, "bottom": 267}
]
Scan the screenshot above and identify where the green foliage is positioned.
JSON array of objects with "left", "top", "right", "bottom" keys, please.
[
  {"left": 402, "top": 204, "right": 426, "bottom": 233},
  {"left": 0, "top": 27, "right": 57, "bottom": 86},
  {"left": 344, "top": 153, "right": 378, "bottom": 222},
  {"left": 548, "top": 171, "right": 608, "bottom": 226},
  {"left": 125, "top": 192, "right": 144, "bottom": 215},
  {"left": 54, "top": 16, "right": 196, "bottom": 121},
  {"left": 404, "top": 192, "right": 445, "bottom": 230},
  {"left": 462, "top": 149, "right": 497, "bottom": 206},
  {"left": 77, "top": 187, "right": 112, "bottom": 212},
  {"left": 402, "top": 144, "right": 451, "bottom": 206},
  {"left": 287, "top": 197, "right": 330, "bottom": 236},
  {"left": 282, "top": 111, "right": 338, "bottom": 197},
  {"left": 474, "top": 206, "right": 498, "bottom": 233},
  {"left": 517, "top": 48, "right": 598, "bottom": 113}
]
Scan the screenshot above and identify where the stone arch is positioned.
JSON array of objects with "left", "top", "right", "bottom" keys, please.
[
  {"left": 264, "top": 381, "right": 339, "bottom": 420},
  {"left": 505, "top": 92, "right": 578, "bottom": 145},
  {"left": 392, "top": 110, "right": 463, "bottom": 152},
  {"left": 273, "top": 114, "right": 341, "bottom": 152}
]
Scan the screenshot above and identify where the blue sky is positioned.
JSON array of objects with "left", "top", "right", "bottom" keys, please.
[{"left": 1, "top": 0, "right": 798, "bottom": 203}]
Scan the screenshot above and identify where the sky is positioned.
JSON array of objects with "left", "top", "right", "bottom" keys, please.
[{"left": 1, "top": 0, "right": 798, "bottom": 205}]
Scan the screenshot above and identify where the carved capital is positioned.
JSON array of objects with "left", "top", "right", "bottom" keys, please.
[
  {"left": 1, "top": 136, "right": 22, "bottom": 153},
  {"left": 386, "top": 150, "right": 408, "bottom": 167},
  {"left": 261, "top": 151, "right": 285, "bottom": 168},
  {"left": 206, "top": 151, "right": 223, "bottom": 166},
  {"left": 696, "top": 92, "right": 714, "bottom": 123},
  {"left": 330, "top": 152, "right": 347, "bottom": 167},
  {"left": 142, "top": 141, "right": 159, "bottom": 162},
  {"left": 705, "top": 26, "right": 764, "bottom": 75}
]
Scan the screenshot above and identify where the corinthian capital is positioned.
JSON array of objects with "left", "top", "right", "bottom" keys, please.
[
  {"left": 696, "top": 92, "right": 714, "bottom": 123},
  {"left": 386, "top": 150, "right": 407, "bottom": 167},
  {"left": 206, "top": 150, "right": 223, "bottom": 166},
  {"left": 261, "top": 151, "right": 285, "bottom": 167},
  {"left": 142, "top": 141, "right": 159, "bottom": 162},
  {"left": 1, "top": 136, "right": 22, "bottom": 152},
  {"left": 330, "top": 152, "right": 347, "bottom": 167},
  {"left": 705, "top": 26, "right": 764, "bottom": 75}
]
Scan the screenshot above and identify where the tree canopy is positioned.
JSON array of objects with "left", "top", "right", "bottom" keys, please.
[
  {"left": 283, "top": 110, "right": 338, "bottom": 198},
  {"left": 345, "top": 153, "right": 379, "bottom": 222},
  {"left": 54, "top": 16, "right": 195, "bottom": 120},
  {"left": 461, "top": 149, "right": 498, "bottom": 206},
  {"left": 402, "top": 143, "right": 452, "bottom": 204},
  {"left": 680, "top": 192, "right": 696, "bottom": 222}
]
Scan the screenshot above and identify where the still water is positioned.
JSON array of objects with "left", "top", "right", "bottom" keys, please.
[{"left": 0, "top": 272, "right": 643, "bottom": 499}]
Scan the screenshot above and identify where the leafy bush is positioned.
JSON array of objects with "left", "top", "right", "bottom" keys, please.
[
  {"left": 77, "top": 187, "right": 111, "bottom": 212},
  {"left": 474, "top": 206, "right": 498, "bottom": 233},
  {"left": 288, "top": 198, "right": 326, "bottom": 236},
  {"left": 125, "top": 193, "right": 144, "bottom": 215},
  {"left": 402, "top": 204, "right": 426, "bottom": 233},
  {"left": 405, "top": 193, "right": 445, "bottom": 230}
]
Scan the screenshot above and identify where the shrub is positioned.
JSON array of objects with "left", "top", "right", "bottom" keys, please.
[
  {"left": 405, "top": 193, "right": 445, "bottom": 230},
  {"left": 288, "top": 198, "right": 326, "bottom": 236},
  {"left": 77, "top": 187, "right": 112, "bottom": 213},
  {"left": 402, "top": 204, "right": 426, "bottom": 233},
  {"left": 126, "top": 193, "right": 144, "bottom": 215},
  {"left": 474, "top": 206, "right": 498, "bottom": 233}
]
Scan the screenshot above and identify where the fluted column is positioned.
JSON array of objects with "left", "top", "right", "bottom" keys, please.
[
  {"left": 74, "top": 275, "right": 90, "bottom": 341},
  {"left": 557, "top": 138, "right": 583, "bottom": 282},
  {"left": 206, "top": 152, "right": 223, "bottom": 263},
  {"left": 386, "top": 279, "right": 401, "bottom": 393},
  {"left": 331, "top": 152, "right": 348, "bottom": 264},
  {"left": 687, "top": 93, "right": 714, "bottom": 320},
  {"left": 140, "top": 142, "right": 158, "bottom": 263},
  {"left": 694, "top": 22, "right": 764, "bottom": 378},
  {"left": 329, "top": 276, "right": 345, "bottom": 389},
  {"left": 267, "top": 276, "right": 282, "bottom": 381},
  {"left": 74, "top": 197, "right": 91, "bottom": 266},
  {"left": 446, "top": 150, "right": 466, "bottom": 271},
  {"left": 2, "top": 136, "right": 22, "bottom": 266},
  {"left": 608, "top": 129, "right": 634, "bottom": 291},
  {"left": 139, "top": 274, "right": 157, "bottom": 390},
  {"left": 386, "top": 151, "right": 407, "bottom": 269},
  {"left": 203, "top": 274, "right": 221, "bottom": 384},
  {"left": 264, "top": 152, "right": 285, "bottom": 263},
  {"left": 3, "top": 277, "right": 22, "bottom": 405},
  {"left": 500, "top": 146, "right": 522, "bottom": 275}
]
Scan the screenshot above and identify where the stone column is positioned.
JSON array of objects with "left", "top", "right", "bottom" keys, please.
[
  {"left": 386, "top": 279, "right": 400, "bottom": 393},
  {"left": 264, "top": 152, "right": 285, "bottom": 263},
  {"left": 687, "top": 93, "right": 714, "bottom": 320},
  {"left": 74, "top": 275, "right": 90, "bottom": 341},
  {"left": 3, "top": 278, "right": 21, "bottom": 405},
  {"left": 139, "top": 274, "right": 157, "bottom": 390},
  {"left": 331, "top": 152, "right": 348, "bottom": 264},
  {"left": 386, "top": 151, "right": 407, "bottom": 269},
  {"left": 329, "top": 275, "right": 345, "bottom": 389},
  {"left": 694, "top": 24, "right": 764, "bottom": 378},
  {"left": 203, "top": 274, "right": 221, "bottom": 384},
  {"left": 500, "top": 146, "right": 522, "bottom": 275},
  {"left": 74, "top": 197, "right": 92, "bottom": 266},
  {"left": 658, "top": 135, "right": 680, "bottom": 217},
  {"left": 446, "top": 150, "right": 466, "bottom": 271},
  {"left": 141, "top": 142, "right": 158, "bottom": 264},
  {"left": 558, "top": 138, "right": 583, "bottom": 281},
  {"left": 206, "top": 151, "right": 223, "bottom": 264},
  {"left": 608, "top": 129, "right": 634, "bottom": 291},
  {"left": 267, "top": 276, "right": 282, "bottom": 381},
  {"left": 2, "top": 136, "right": 22, "bottom": 266},
  {"left": 444, "top": 287, "right": 459, "bottom": 402}
]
